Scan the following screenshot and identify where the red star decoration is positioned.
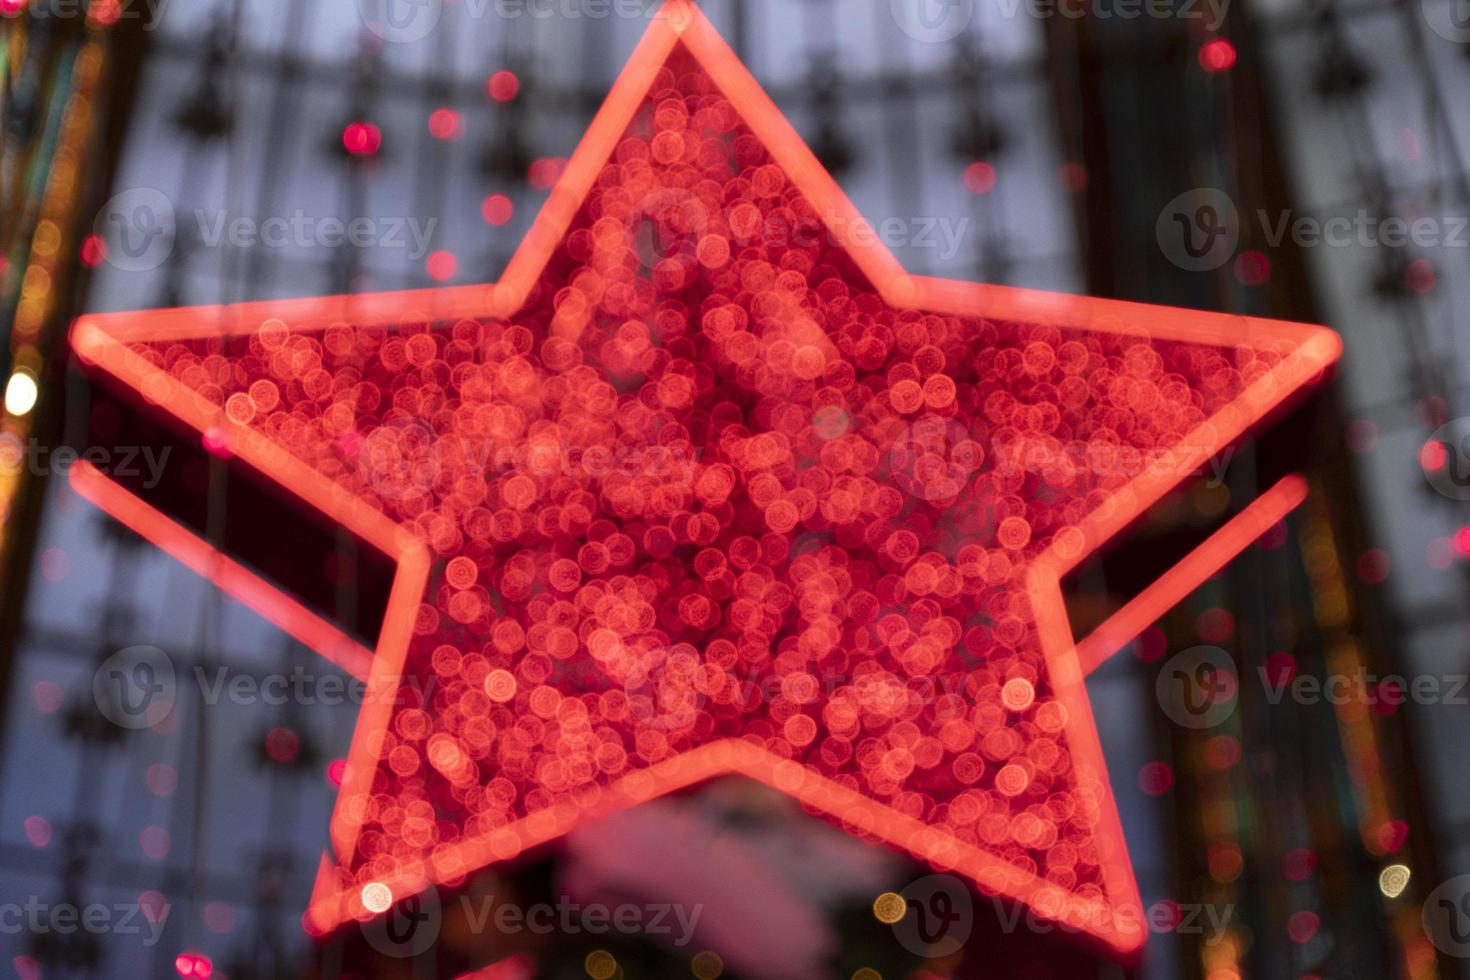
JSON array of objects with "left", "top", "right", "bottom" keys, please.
[{"left": 70, "top": 0, "right": 1339, "bottom": 958}]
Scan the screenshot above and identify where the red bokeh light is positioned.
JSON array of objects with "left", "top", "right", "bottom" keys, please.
[
  {"left": 482, "top": 193, "right": 514, "bottom": 226},
  {"left": 342, "top": 121, "right": 382, "bottom": 157},
  {"left": 30, "top": 680, "right": 62, "bottom": 714},
  {"left": 265, "top": 727, "right": 301, "bottom": 763},
  {"left": 428, "top": 107, "right": 463, "bottom": 141},
  {"left": 175, "top": 952, "right": 214, "bottom": 978},
  {"left": 23, "top": 815, "right": 51, "bottom": 848},
  {"left": 1376, "top": 818, "right": 1409, "bottom": 854},
  {"left": 88, "top": 0, "right": 121, "bottom": 24},
  {"left": 528, "top": 156, "right": 568, "bottom": 190},
  {"left": 1421, "top": 438, "right": 1448, "bottom": 472},
  {"left": 1356, "top": 548, "right": 1390, "bottom": 583},
  {"left": 1404, "top": 258, "right": 1436, "bottom": 295},
  {"left": 1283, "top": 847, "right": 1318, "bottom": 881},
  {"left": 1286, "top": 910, "right": 1320, "bottom": 944},
  {"left": 81, "top": 234, "right": 109, "bottom": 268},
  {"left": 0, "top": 0, "right": 30, "bottom": 16},
  {"left": 487, "top": 70, "right": 520, "bottom": 103},
  {"left": 146, "top": 762, "right": 179, "bottom": 796},
  {"left": 426, "top": 250, "right": 458, "bottom": 281},
  {"left": 1198, "top": 38, "right": 1238, "bottom": 73},
  {"left": 1138, "top": 761, "right": 1174, "bottom": 796},
  {"left": 1454, "top": 526, "right": 1470, "bottom": 555},
  {"left": 1233, "top": 249, "right": 1270, "bottom": 286},
  {"left": 964, "top": 161, "right": 997, "bottom": 195}
]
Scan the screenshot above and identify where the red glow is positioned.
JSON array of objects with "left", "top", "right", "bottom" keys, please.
[
  {"left": 1377, "top": 819, "right": 1409, "bottom": 854},
  {"left": 1454, "top": 526, "right": 1470, "bottom": 555},
  {"left": 23, "top": 816, "right": 51, "bottom": 848},
  {"left": 1233, "top": 249, "right": 1270, "bottom": 286},
  {"left": 68, "top": 1, "right": 1340, "bottom": 959},
  {"left": 342, "top": 122, "right": 382, "bottom": 157},
  {"left": 1059, "top": 162, "right": 1088, "bottom": 194},
  {"left": 81, "top": 235, "right": 109, "bottom": 268},
  {"left": 266, "top": 727, "right": 302, "bottom": 763},
  {"left": 203, "top": 902, "right": 235, "bottom": 934},
  {"left": 1284, "top": 848, "right": 1318, "bottom": 881},
  {"left": 1198, "top": 38, "right": 1237, "bottom": 73},
  {"left": 140, "top": 826, "right": 172, "bottom": 860},
  {"left": 428, "top": 108, "right": 463, "bottom": 141},
  {"left": 0, "top": 0, "right": 29, "bottom": 16},
  {"left": 482, "top": 193, "right": 514, "bottom": 226},
  {"left": 1421, "top": 438, "right": 1448, "bottom": 472},
  {"left": 964, "top": 161, "right": 997, "bottom": 195},
  {"left": 175, "top": 952, "right": 214, "bottom": 978},
  {"left": 488, "top": 70, "right": 521, "bottom": 103},
  {"left": 1138, "top": 761, "right": 1174, "bottom": 796},
  {"left": 327, "top": 758, "right": 348, "bottom": 786},
  {"left": 1286, "top": 910, "right": 1320, "bottom": 944},
  {"left": 30, "top": 681, "right": 61, "bottom": 714},
  {"left": 1202, "top": 735, "right": 1241, "bottom": 769},
  {"left": 1356, "top": 548, "right": 1390, "bottom": 583},
  {"left": 1344, "top": 418, "right": 1376, "bottom": 453},
  {"left": 88, "top": 0, "right": 121, "bottom": 24},
  {"left": 146, "top": 762, "right": 178, "bottom": 796},
  {"left": 1262, "top": 651, "right": 1297, "bottom": 686},
  {"left": 39, "top": 547, "right": 68, "bottom": 582},
  {"left": 426, "top": 250, "right": 458, "bottom": 281},
  {"left": 528, "top": 156, "right": 568, "bottom": 190},
  {"left": 1405, "top": 258, "right": 1436, "bottom": 294},
  {"left": 1196, "top": 607, "right": 1234, "bottom": 643}
]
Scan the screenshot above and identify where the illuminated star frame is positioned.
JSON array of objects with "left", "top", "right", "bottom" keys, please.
[{"left": 69, "top": 0, "right": 1339, "bottom": 959}]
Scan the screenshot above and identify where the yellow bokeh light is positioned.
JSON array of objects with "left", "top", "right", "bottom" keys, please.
[
  {"left": 360, "top": 881, "right": 392, "bottom": 914},
  {"left": 585, "top": 950, "right": 617, "bottom": 980},
  {"left": 1379, "top": 863, "right": 1411, "bottom": 899},
  {"left": 691, "top": 950, "right": 723, "bottom": 979},
  {"left": 872, "top": 891, "right": 906, "bottom": 924},
  {"left": 5, "top": 372, "right": 39, "bottom": 417}
]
